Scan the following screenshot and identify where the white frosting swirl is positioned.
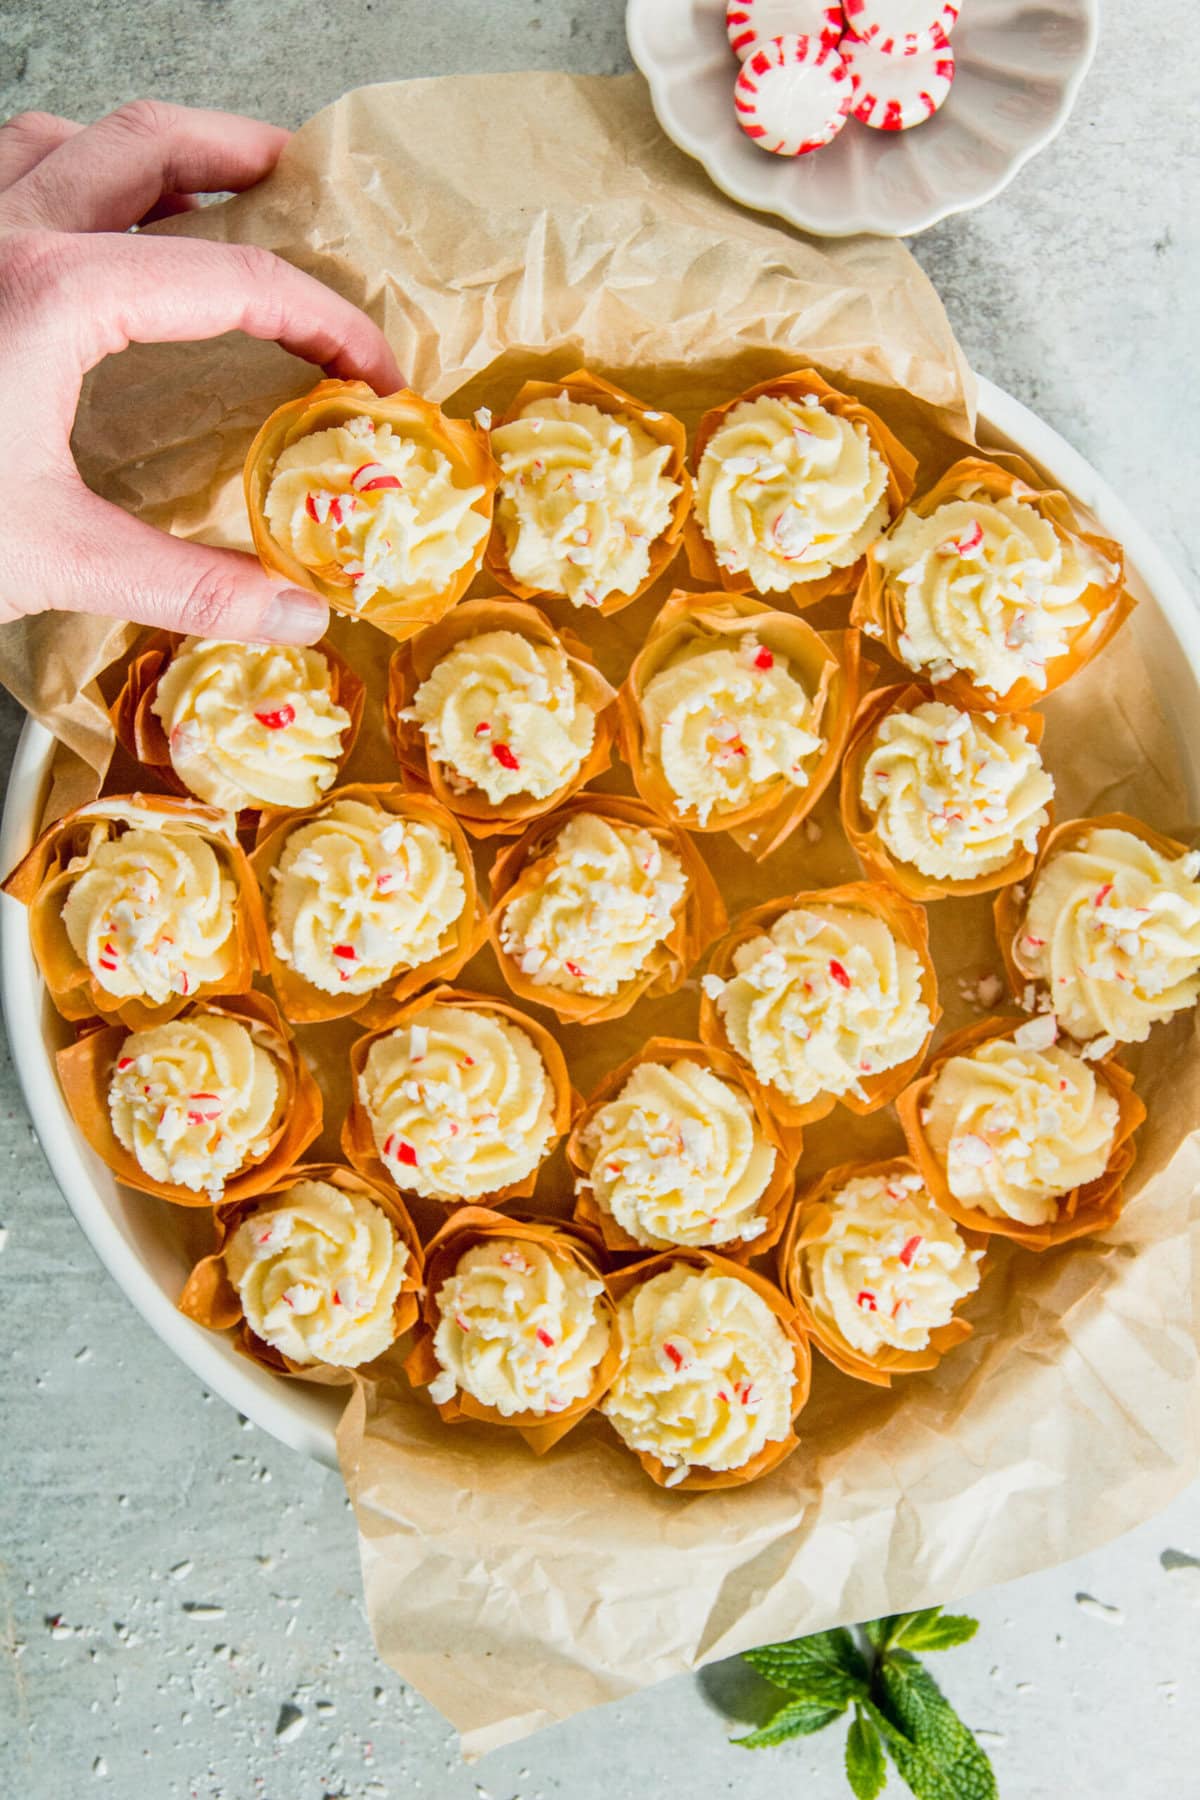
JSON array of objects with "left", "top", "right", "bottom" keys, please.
[
  {"left": 601, "top": 1264, "right": 795, "bottom": 1478},
  {"left": 264, "top": 419, "right": 488, "bottom": 610},
  {"left": 714, "top": 903, "right": 931, "bottom": 1107},
  {"left": 696, "top": 393, "right": 889, "bottom": 591},
  {"left": 859, "top": 700, "right": 1053, "bottom": 881},
  {"left": 430, "top": 1238, "right": 609, "bottom": 1416},
  {"left": 801, "top": 1170, "right": 982, "bottom": 1357},
  {"left": 408, "top": 629, "right": 596, "bottom": 804},
  {"left": 491, "top": 395, "right": 680, "bottom": 608},
  {"left": 60, "top": 822, "right": 237, "bottom": 1006},
  {"left": 580, "top": 1058, "right": 777, "bottom": 1249},
  {"left": 880, "top": 490, "right": 1114, "bottom": 695},
  {"left": 639, "top": 636, "right": 824, "bottom": 825},
  {"left": 270, "top": 799, "right": 467, "bottom": 996},
  {"left": 152, "top": 638, "right": 352, "bottom": 812},
  {"left": 922, "top": 1036, "right": 1120, "bottom": 1225},
  {"left": 358, "top": 1004, "right": 556, "bottom": 1200},
  {"left": 1013, "top": 826, "right": 1200, "bottom": 1043},
  {"left": 499, "top": 812, "right": 687, "bottom": 998},
  {"left": 108, "top": 1012, "right": 283, "bottom": 1197},
  {"left": 226, "top": 1179, "right": 408, "bottom": 1366}
]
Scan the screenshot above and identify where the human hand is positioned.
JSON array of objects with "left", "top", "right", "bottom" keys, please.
[{"left": 0, "top": 100, "right": 403, "bottom": 644}]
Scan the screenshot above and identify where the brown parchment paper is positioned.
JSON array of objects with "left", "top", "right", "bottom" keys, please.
[{"left": 4, "top": 73, "right": 1200, "bottom": 1757}]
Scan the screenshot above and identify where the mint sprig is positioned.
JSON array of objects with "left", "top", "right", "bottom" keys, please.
[{"left": 732, "top": 1606, "right": 997, "bottom": 1799}]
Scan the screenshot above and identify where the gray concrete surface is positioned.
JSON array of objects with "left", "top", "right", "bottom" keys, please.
[{"left": 1, "top": 2, "right": 1198, "bottom": 1795}]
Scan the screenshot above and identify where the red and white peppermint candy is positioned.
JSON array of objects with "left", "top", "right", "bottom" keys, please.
[
  {"left": 842, "top": 33, "right": 955, "bottom": 129},
  {"left": 841, "top": 0, "right": 959, "bottom": 57},
  {"left": 734, "top": 34, "right": 853, "bottom": 156},
  {"left": 726, "top": 0, "right": 844, "bottom": 60}
]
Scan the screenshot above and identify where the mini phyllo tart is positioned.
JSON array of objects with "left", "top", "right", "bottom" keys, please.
[
  {"left": 244, "top": 379, "right": 497, "bottom": 640},
  {"left": 601, "top": 1252, "right": 811, "bottom": 1490},
  {"left": 853, "top": 456, "right": 1132, "bottom": 712},
  {"left": 55, "top": 992, "right": 321, "bottom": 1207},
  {"left": 3, "top": 794, "right": 267, "bottom": 1030},
  {"left": 344, "top": 989, "right": 574, "bottom": 1208},
  {"left": 780, "top": 1158, "right": 983, "bottom": 1387},
  {"left": 403, "top": 1208, "right": 619, "bottom": 1453},
  {"left": 685, "top": 368, "right": 916, "bottom": 608},
  {"left": 111, "top": 631, "right": 364, "bottom": 817},
  {"left": 701, "top": 885, "right": 938, "bottom": 1128},
  {"left": 484, "top": 371, "right": 690, "bottom": 615},
  {"left": 567, "top": 1038, "right": 795, "bottom": 1259},
  {"left": 897, "top": 1016, "right": 1145, "bottom": 1250},
  {"left": 996, "top": 814, "right": 1200, "bottom": 1048},
  {"left": 178, "top": 1164, "right": 423, "bottom": 1374},
  {"left": 620, "top": 589, "right": 864, "bottom": 858},
  {"left": 252, "top": 785, "right": 483, "bottom": 1024},
  {"left": 490, "top": 795, "right": 725, "bottom": 1024},
  {"left": 840, "top": 685, "right": 1053, "bottom": 900},
  {"left": 386, "top": 597, "right": 618, "bottom": 837}
]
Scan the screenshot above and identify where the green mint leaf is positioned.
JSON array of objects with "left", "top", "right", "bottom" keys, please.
[
  {"left": 731, "top": 1695, "right": 848, "bottom": 1749},
  {"left": 744, "top": 1627, "right": 869, "bottom": 1697},
  {"left": 873, "top": 1653, "right": 997, "bottom": 1800},
  {"left": 845, "top": 1706, "right": 889, "bottom": 1800},
  {"left": 863, "top": 1618, "right": 892, "bottom": 1650},
  {"left": 895, "top": 1612, "right": 979, "bottom": 1653}
]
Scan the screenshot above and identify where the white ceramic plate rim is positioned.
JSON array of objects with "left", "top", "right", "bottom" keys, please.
[{"left": 3, "top": 375, "right": 1197, "bottom": 1468}]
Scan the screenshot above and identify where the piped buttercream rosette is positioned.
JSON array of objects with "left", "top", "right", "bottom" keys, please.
[
  {"left": 619, "top": 589, "right": 866, "bottom": 860},
  {"left": 851, "top": 455, "right": 1133, "bottom": 713},
  {"left": 385, "top": 596, "right": 618, "bottom": 838},
  {"left": 402, "top": 1207, "right": 620, "bottom": 1454}
]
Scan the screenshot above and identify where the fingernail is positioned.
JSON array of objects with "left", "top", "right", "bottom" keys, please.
[{"left": 260, "top": 588, "right": 330, "bottom": 645}]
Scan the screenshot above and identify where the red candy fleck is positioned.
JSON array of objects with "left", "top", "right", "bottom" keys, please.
[
  {"left": 395, "top": 1141, "right": 418, "bottom": 1167},
  {"left": 350, "top": 461, "right": 403, "bottom": 494},
  {"left": 1095, "top": 882, "right": 1114, "bottom": 906},
  {"left": 255, "top": 704, "right": 295, "bottom": 731},
  {"left": 663, "top": 1341, "right": 685, "bottom": 1370},
  {"left": 333, "top": 944, "right": 357, "bottom": 961},
  {"left": 461, "top": 1055, "right": 475, "bottom": 1068},
  {"left": 828, "top": 959, "right": 851, "bottom": 989},
  {"left": 955, "top": 520, "right": 983, "bottom": 553},
  {"left": 899, "top": 1235, "right": 922, "bottom": 1268},
  {"left": 305, "top": 493, "right": 319, "bottom": 522},
  {"left": 117, "top": 1056, "right": 133, "bottom": 1072},
  {"left": 564, "top": 961, "right": 584, "bottom": 979},
  {"left": 753, "top": 647, "right": 774, "bottom": 671},
  {"left": 474, "top": 721, "right": 491, "bottom": 737},
  {"left": 491, "top": 742, "right": 520, "bottom": 771},
  {"left": 536, "top": 1327, "right": 555, "bottom": 1349},
  {"left": 857, "top": 1290, "right": 877, "bottom": 1311}
]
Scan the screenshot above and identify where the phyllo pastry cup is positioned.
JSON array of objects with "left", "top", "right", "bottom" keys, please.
[
  {"left": 3, "top": 792, "right": 269, "bottom": 1031},
  {"left": 402, "top": 1206, "right": 620, "bottom": 1454},
  {"left": 994, "top": 812, "right": 1200, "bottom": 1048},
  {"left": 851, "top": 455, "right": 1134, "bottom": 713},
  {"left": 684, "top": 368, "right": 917, "bottom": 610},
  {"left": 489, "top": 793, "right": 726, "bottom": 1025},
  {"left": 700, "top": 883, "right": 939, "bottom": 1129},
  {"left": 251, "top": 783, "right": 486, "bottom": 1025},
  {"left": 779, "top": 1157, "right": 984, "bottom": 1388},
  {"left": 601, "top": 1250, "right": 811, "bottom": 1491},
  {"left": 896, "top": 1016, "right": 1145, "bottom": 1251},
  {"left": 55, "top": 990, "right": 322, "bottom": 1209},
  {"left": 244, "top": 379, "right": 498, "bottom": 641},
  {"left": 567, "top": 1036, "right": 796, "bottom": 1261},
  {"left": 343, "top": 987, "right": 576, "bottom": 1210},
  {"left": 110, "top": 630, "right": 365, "bottom": 820},
  {"left": 177, "top": 1162, "right": 424, "bottom": 1375},
  {"left": 618, "top": 589, "right": 865, "bottom": 860},
  {"left": 839, "top": 682, "right": 1053, "bottom": 901},
  {"left": 385, "top": 596, "right": 618, "bottom": 838},
  {"left": 483, "top": 369, "right": 692, "bottom": 616}
]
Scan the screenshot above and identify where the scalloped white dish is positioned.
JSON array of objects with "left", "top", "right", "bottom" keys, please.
[{"left": 627, "top": 0, "right": 1098, "bottom": 236}]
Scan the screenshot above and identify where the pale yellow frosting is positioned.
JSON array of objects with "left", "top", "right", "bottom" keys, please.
[
  {"left": 923, "top": 1033, "right": 1120, "bottom": 1225},
  {"left": 601, "top": 1264, "right": 795, "bottom": 1480},
  {"left": 152, "top": 637, "right": 351, "bottom": 813},
  {"left": 408, "top": 629, "right": 595, "bottom": 804},
  {"left": 639, "top": 636, "right": 824, "bottom": 826},
  {"left": 1013, "top": 826, "right": 1200, "bottom": 1043},
  {"left": 499, "top": 812, "right": 687, "bottom": 998},
  {"left": 491, "top": 395, "right": 679, "bottom": 608},
  {"left": 712, "top": 904, "right": 931, "bottom": 1107},
  {"left": 801, "top": 1170, "right": 981, "bottom": 1357},
  {"left": 580, "top": 1058, "right": 777, "bottom": 1250},
  {"left": 61, "top": 821, "right": 237, "bottom": 1006},
  {"left": 697, "top": 393, "right": 889, "bottom": 592},
  {"left": 226, "top": 1179, "right": 408, "bottom": 1367},
  {"left": 109, "top": 1012, "right": 282, "bottom": 1197},
  {"left": 429, "top": 1238, "right": 609, "bottom": 1416},
  {"left": 263, "top": 418, "right": 488, "bottom": 610},
  {"left": 269, "top": 799, "right": 467, "bottom": 996},
  {"left": 358, "top": 1004, "right": 556, "bottom": 1201},
  {"left": 879, "top": 490, "right": 1114, "bottom": 695},
  {"left": 859, "top": 700, "right": 1053, "bottom": 881}
]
